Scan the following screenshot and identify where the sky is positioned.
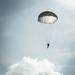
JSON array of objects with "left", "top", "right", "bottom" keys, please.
[{"left": 0, "top": 0, "right": 75, "bottom": 75}]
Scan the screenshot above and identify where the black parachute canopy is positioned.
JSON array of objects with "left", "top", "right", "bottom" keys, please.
[{"left": 38, "top": 11, "right": 58, "bottom": 24}]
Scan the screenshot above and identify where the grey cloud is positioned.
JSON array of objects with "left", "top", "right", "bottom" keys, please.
[
  {"left": 61, "top": 57, "right": 75, "bottom": 75},
  {"left": 0, "top": 0, "right": 36, "bottom": 16}
]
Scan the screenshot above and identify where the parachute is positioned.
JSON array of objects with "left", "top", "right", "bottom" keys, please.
[
  {"left": 38, "top": 11, "right": 58, "bottom": 49},
  {"left": 38, "top": 11, "right": 58, "bottom": 24}
]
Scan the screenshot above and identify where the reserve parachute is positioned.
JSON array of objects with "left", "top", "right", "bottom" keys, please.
[{"left": 38, "top": 11, "right": 58, "bottom": 24}]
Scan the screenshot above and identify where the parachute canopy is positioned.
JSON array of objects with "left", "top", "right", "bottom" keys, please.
[{"left": 38, "top": 11, "right": 58, "bottom": 24}]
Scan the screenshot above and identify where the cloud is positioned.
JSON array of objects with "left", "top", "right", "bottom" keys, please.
[
  {"left": 51, "top": 0, "right": 75, "bottom": 10},
  {"left": 61, "top": 57, "right": 75, "bottom": 75},
  {"left": 5, "top": 57, "right": 63, "bottom": 75}
]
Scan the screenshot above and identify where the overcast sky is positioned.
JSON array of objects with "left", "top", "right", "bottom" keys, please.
[{"left": 0, "top": 0, "right": 75, "bottom": 75}]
